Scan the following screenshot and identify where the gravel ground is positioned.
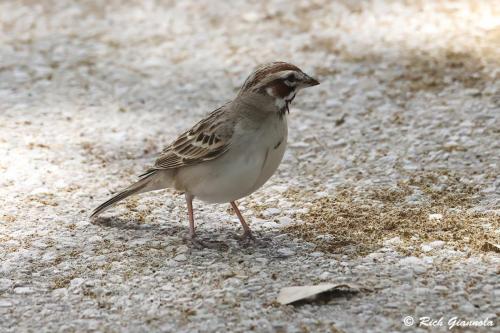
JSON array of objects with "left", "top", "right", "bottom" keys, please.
[{"left": 1, "top": 1, "right": 499, "bottom": 332}]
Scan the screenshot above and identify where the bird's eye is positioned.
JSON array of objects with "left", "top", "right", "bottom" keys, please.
[{"left": 285, "top": 74, "right": 296, "bottom": 82}]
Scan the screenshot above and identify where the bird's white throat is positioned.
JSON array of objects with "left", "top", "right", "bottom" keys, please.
[{"left": 267, "top": 88, "right": 296, "bottom": 111}]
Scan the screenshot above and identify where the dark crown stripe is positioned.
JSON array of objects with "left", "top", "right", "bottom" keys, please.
[{"left": 243, "top": 62, "right": 301, "bottom": 91}]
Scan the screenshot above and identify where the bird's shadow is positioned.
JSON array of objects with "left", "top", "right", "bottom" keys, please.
[
  {"left": 90, "top": 215, "right": 281, "bottom": 251},
  {"left": 91, "top": 216, "right": 183, "bottom": 236}
]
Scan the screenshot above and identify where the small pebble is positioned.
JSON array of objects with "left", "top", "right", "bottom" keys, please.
[
  {"left": 262, "top": 208, "right": 281, "bottom": 217},
  {"left": 173, "top": 254, "right": 188, "bottom": 262},
  {"left": 428, "top": 213, "right": 443, "bottom": 220},
  {"left": 276, "top": 248, "right": 295, "bottom": 257},
  {"left": 14, "top": 287, "right": 34, "bottom": 294},
  {"left": 0, "top": 279, "right": 13, "bottom": 292}
]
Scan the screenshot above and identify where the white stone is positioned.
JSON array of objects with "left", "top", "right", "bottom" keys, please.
[
  {"left": 69, "top": 278, "right": 85, "bottom": 289},
  {"left": 315, "top": 234, "right": 334, "bottom": 241},
  {"left": 0, "top": 279, "right": 13, "bottom": 292},
  {"left": 433, "top": 286, "right": 449, "bottom": 293},
  {"left": 277, "top": 216, "right": 293, "bottom": 225},
  {"left": 52, "top": 288, "right": 68, "bottom": 298},
  {"left": 14, "top": 287, "right": 34, "bottom": 294},
  {"left": 276, "top": 248, "right": 295, "bottom": 257},
  {"left": 428, "top": 213, "right": 443, "bottom": 220},
  {"left": 173, "top": 254, "right": 187, "bottom": 262},
  {"left": 176, "top": 245, "right": 189, "bottom": 254},
  {"left": 383, "top": 237, "right": 402, "bottom": 246},
  {"left": 421, "top": 240, "right": 446, "bottom": 252},
  {"left": 413, "top": 265, "right": 428, "bottom": 274},
  {"left": 399, "top": 256, "right": 427, "bottom": 274},
  {"left": 242, "top": 12, "right": 260, "bottom": 22},
  {"left": 269, "top": 185, "right": 288, "bottom": 193},
  {"left": 262, "top": 221, "right": 279, "bottom": 229},
  {"left": 293, "top": 208, "right": 309, "bottom": 214},
  {"left": 427, "top": 240, "right": 445, "bottom": 249},
  {"left": 0, "top": 300, "right": 13, "bottom": 307},
  {"left": 87, "top": 235, "right": 102, "bottom": 243},
  {"left": 421, "top": 244, "right": 433, "bottom": 252},
  {"left": 262, "top": 208, "right": 281, "bottom": 217}
]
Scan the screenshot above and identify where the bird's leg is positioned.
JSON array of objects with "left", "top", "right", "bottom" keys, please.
[
  {"left": 230, "top": 201, "right": 255, "bottom": 240},
  {"left": 185, "top": 194, "right": 227, "bottom": 250},
  {"left": 185, "top": 193, "right": 196, "bottom": 239}
]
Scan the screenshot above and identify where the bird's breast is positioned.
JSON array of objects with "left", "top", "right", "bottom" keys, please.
[
  {"left": 249, "top": 116, "right": 288, "bottom": 193},
  {"left": 177, "top": 114, "right": 288, "bottom": 203}
]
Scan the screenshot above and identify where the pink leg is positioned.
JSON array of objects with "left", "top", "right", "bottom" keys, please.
[
  {"left": 230, "top": 201, "right": 254, "bottom": 240},
  {"left": 185, "top": 194, "right": 228, "bottom": 249},
  {"left": 185, "top": 193, "right": 196, "bottom": 238}
]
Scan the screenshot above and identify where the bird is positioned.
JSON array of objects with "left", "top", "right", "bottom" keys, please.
[{"left": 91, "top": 61, "right": 319, "bottom": 245}]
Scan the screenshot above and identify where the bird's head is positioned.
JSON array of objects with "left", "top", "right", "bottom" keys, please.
[{"left": 238, "top": 62, "right": 319, "bottom": 114}]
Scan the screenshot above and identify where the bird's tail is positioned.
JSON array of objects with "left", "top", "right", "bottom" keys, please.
[{"left": 90, "top": 171, "right": 162, "bottom": 218}]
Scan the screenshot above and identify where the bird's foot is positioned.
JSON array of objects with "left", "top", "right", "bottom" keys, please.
[
  {"left": 236, "top": 231, "right": 259, "bottom": 247},
  {"left": 237, "top": 231, "right": 255, "bottom": 241},
  {"left": 236, "top": 232, "right": 273, "bottom": 248}
]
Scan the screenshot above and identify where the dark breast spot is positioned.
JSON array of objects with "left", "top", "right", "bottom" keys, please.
[{"left": 273, "top": 140, "right": 282, "bottom": 149}]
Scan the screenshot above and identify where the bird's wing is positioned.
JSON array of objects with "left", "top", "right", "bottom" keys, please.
[{"left": 141, "top": 104, "right": 235, "bottom": 176}]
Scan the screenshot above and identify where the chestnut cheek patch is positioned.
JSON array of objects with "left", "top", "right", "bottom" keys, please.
[{"left": 270, "top": 80, "right": 294, "bottom": 99}]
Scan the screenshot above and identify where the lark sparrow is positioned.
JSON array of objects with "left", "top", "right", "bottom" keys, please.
[{"left": 91, "top": 62, "right": 319, "bottom": 242}]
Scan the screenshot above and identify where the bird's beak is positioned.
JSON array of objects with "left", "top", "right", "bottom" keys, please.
[{"left": 304, "top": 75, "right": 320, "bottom": 87}]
